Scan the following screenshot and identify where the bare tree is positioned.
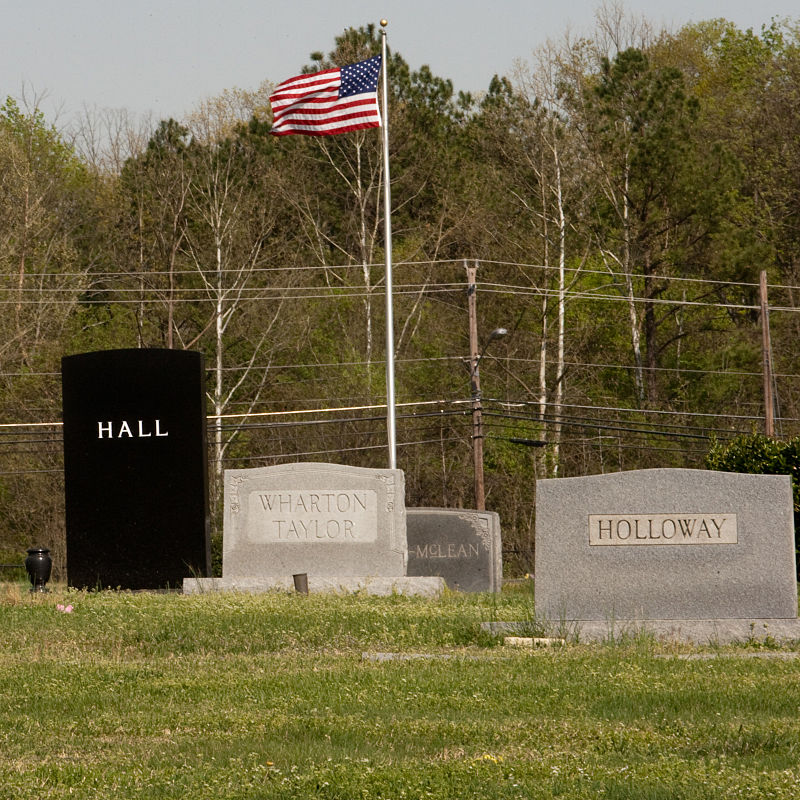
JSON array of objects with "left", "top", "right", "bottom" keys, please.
[
  {"left": 70, "top": 106, "right": 153, "bottom": 175},
  {"left": 180, "top": 120, "right": 283, "bottom": 506}
]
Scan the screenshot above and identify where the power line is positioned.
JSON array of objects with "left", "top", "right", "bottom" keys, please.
[
  {"left": 479, "top": 283, "right": 762, "bottom": 311},
  {"left": 499, "top": 397, "right": 798, "bottom": 425},
  {"left": 216, "top": 407, "right": 466, "bottom": 432},
  {"left": 0, "top": 259, "right": 469, "bottom": 281},
  {"left": 481, "top": 408, "right": 741, "bottom": 439},
  {"left": 8, "top": 353, "right": 800, "bottom": 383},
  {"left": 2, "top": 280, "right": 466, "bottom": 296},
  {"left": 7, "top": 269, "right": 800, "bottom": 316},
  {"left": 0, "top": 283, "right": 778, "bottom": 314},
  {"left": 552, "top": 438, "right": 711, "bottom": 456},
  {"left": 6, "top": 257, "right": 798, "bottom": 294},
  {"left": 0, "top": 391, "right": 793, "bottom": 432},
  {"left": 220, "top": 435, "right": 466, "bottom": 463},
  {"left": 482, "top": 413, "right": 731, "bottom": 442}
]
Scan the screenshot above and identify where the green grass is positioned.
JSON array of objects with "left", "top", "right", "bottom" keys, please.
[{"left": 1, "top": 584, "right": 800, "bottom": 799}]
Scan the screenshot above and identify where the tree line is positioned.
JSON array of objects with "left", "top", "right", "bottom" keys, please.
[{"left": 2, "top": 11, "right": 800, "bottom": 575}]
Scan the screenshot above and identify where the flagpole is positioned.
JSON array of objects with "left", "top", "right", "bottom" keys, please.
[{"left": 380, "top": 19, "right": 397, "bottom": 470}]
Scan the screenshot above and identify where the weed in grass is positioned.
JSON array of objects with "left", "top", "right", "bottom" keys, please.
[
  {"left": 596, "top": 780, "right": 690, "bottom": 799},
  {"left": 739, "top": 621, "right": 785, "bottom": 650},
  {"left": 593, "top": 727, "right": 633, "bottom": 755},
  {"left": 692, "top": 720, "right": 800, "bottom": 769},
  {"left": 498, "top": 580, "right": 589, "bottom": 643},
  {"left": 600, "top": 625, "right": 659, "bottom": 656},
  {"left": 2, "top": 582, "right": 23, "bottom": 605}
]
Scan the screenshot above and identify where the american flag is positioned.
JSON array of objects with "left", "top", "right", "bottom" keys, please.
[{"left": 270, "top": 55, "right": 383, "bottom": 137}]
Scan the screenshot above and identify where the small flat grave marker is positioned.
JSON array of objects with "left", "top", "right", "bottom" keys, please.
[{"left": 406, "top": 508, "right": 502, "bottom": 592}]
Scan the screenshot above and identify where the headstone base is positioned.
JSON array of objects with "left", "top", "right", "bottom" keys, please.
[
  {"left": 482, "top": 618, "right": 800, "bottom": 645},
  {"left": 183, "top": 576, "right": 445, "bottom": 598}
]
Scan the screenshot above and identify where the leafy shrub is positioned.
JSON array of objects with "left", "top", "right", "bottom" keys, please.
[{"left": 706, "top": 434, "right": 800, "bottom": 575}]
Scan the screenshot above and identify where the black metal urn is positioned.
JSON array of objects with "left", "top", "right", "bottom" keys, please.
[{"left": 25, "top": 548, "right": 52, "bottom": 592}]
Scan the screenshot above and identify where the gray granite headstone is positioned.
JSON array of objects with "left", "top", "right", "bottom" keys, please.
[
  {"left": 535, "top": 468, "right": 798, "bottom": 621},
  {"left": 222, "top": 462, "right": 406, "bottom": 578},
  {"left": 406, "top": 508, "right": 502, "bottom": 592}
]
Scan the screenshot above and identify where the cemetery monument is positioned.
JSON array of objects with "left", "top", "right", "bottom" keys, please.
[
  {"left": 532, "top": 468, "right": 800, "bottom": 642},
  {"left": 184, "top": 462, "right": 444, "bottom": 596},
  {"left": 406, "top": 508, "right": 502, "bottom": 592},
  {"left": 62, "top": 348, "right": 210, "bottom": 589}
]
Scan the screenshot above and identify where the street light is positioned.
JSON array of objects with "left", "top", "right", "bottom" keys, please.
[
  {"left": 479, "top": 328, "right": 508, "bottom": 361},
  {"left": 469, "top": 326, "right": 508, "bottom": 510}
]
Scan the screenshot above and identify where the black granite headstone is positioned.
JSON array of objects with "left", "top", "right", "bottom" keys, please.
[
  {"left": 62, "top": 349, "right": 210, "bottom": 589},
  {"left": 406, "top": 508, "right": 502, "bottom": 593}
]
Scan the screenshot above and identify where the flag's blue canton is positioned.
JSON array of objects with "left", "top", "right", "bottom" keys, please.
[{"left": 339, "top": 56, "right": 382, "bottom": 99}]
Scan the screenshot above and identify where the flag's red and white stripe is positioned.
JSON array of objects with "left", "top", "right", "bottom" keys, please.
[{"left": 270, "top": 57, "right": 382, "bottom": 137}]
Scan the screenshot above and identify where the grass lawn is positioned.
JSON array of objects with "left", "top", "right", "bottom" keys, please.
[{"left": 1, "top": 582, "right": 799, "bottom": 799}]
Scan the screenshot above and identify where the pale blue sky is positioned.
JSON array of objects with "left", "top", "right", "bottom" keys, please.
[{"left": 2, "top": 0, "right": 797, "bottom": 125}]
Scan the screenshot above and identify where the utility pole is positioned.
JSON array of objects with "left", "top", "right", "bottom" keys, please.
[
  {"left": 760, "top": 270, "right": 775, "bottom": 438},
  {"left": 466, "top": 262, "right": 508, "bottom": 511},
  {"left": 466, "top": 263, "right": 485, "bottom": 510}
]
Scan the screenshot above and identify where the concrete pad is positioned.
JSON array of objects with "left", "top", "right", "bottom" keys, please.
[
  {"left": 183, "top": 575, "right": 445, "bottom": 598},
  {"left": 482, "top": 618, "right": 800, "bottom": 645}
]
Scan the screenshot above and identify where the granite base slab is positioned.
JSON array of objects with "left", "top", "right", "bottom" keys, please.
[
  {"left": 482, "top": 618, "right": 800, "bottom": 645},
  {"left": 183, "top": 576, "right": 445, "bottom": 598}
]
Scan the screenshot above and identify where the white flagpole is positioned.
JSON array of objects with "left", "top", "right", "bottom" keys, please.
[{"left": 380, "top": 20, "right": 397, "bottom": 470}]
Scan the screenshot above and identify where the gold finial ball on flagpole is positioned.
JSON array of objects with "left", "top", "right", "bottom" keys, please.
[{"left": 380, "top": 19, "right": 388, "bottom": 27}]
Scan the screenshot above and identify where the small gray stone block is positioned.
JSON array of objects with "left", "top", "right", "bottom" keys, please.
[
  {"left": 183, "top": 576, "right": 445, "bottom": 598},
  {"left": 405, "top": 508, "right": 502, "bottom": 592},
  {"left": 535, "top": 468, "right": 798, "bottom": 621},
  {"left": 481, "top": 619, "right": 800, "bottom": 645},
  {"left": 362, "top": 653, "right": 457, "bottom": 662},
  {"left": 223, "top": 462, "right": 406, "bottom": 578}
]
